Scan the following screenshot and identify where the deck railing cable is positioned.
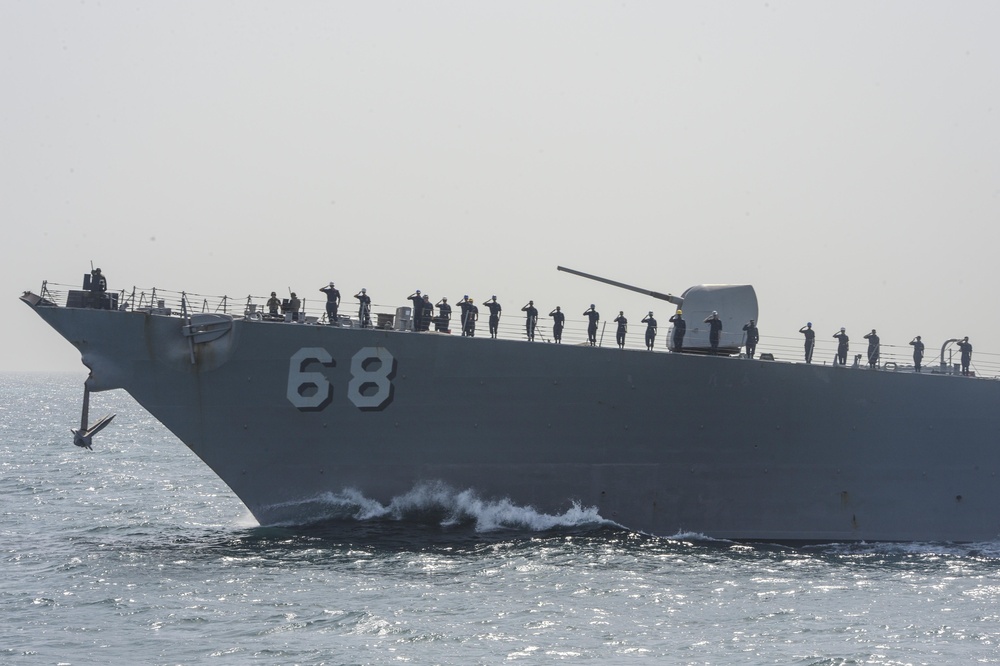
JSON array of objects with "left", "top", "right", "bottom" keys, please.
[{"left": 34, "top": 280, "right": 999, "bottom": 378}]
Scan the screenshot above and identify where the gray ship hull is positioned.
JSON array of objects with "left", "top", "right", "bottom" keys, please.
[{"left": 25, "top": 300, "right": 1000, "bottom": 542}]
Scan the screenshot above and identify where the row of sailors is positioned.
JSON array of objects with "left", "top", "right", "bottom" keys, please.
[
  {"left": 798, "top": 323, "right": 974, "bottom": 375},
  {"left": 305, "top": 283, "right": 707, "bottom": 351},
  {"left": 271, "top": 284, "right": 976, "bottom": 375},
  {"left": 79, "top": 269, "right": 975, "bottom": 374}
]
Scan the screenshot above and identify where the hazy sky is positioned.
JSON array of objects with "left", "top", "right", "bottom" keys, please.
[{"left": 4, "top": 1, "right": 999, "bottom": 373}]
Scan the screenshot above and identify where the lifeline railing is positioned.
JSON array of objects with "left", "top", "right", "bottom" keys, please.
[{"left": 34, "top": 280, "right": 1000, "bottom": 379}]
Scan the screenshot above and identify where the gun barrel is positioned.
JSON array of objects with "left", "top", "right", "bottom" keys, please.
[{"left": 556, "top": 266, "right": 681, "bottom": 305}]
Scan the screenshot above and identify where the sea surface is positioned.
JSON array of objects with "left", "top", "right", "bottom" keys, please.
[{"left": 3, "top": 372, "right": 1000, "bottom": 665}]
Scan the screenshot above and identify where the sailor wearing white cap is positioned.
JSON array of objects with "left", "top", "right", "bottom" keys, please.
[
  {"left": 319, "top": 281, "right": 341, "bottom": 324},
  {"left": 833, "top": 327, "right": 849, "bottom": 365},
  {"left": 641, "top": 311, "right": 657, "bottom": 350},
  {"left": 703, "top": 311, "right": 723, "bottom": 353}
]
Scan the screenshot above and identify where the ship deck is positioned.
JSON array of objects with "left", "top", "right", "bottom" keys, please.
[{"left": 30, "top": 279, "right": 1000, "bottom": 380}]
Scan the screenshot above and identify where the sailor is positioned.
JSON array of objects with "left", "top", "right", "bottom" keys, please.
[
  {"left": 319, "top": 282, "right": 340, "bottom": 325},
  {"left": 420, "top": 295, "right": 434, "bottom": 331},
  {"left": 435, "top": 297, "right": 452, "bottom": 332},
  {"left": 669, "top": 309, "right": 686, "bottom": 352},
  {"left": 484, "top": 296, "right": 502, "bottom": 338},
  {"left": 288, "top": 292, "right": 301, "bottom": 322},
  {"left": 549, "top": 306, "right": 565, "bottom": 343},
  {"left": 583, "top": 304, "right": 600, "bottom": 346},
  {"left": 863, "top": 329, "right": 880, "bottom": 369},
  {"left": 266, "top": 291, "right": 281, "bottom": 317},
  {"left": 910, "top": 335, "right": 925, "bottom": 372},
  {"left": 958, "top": 336, "right": 973, "bottom": 376},
  {"left": 641, "top": 311, "right": 657, "bottom": 351},
  {"left": 463, "top": 298, "right": 478, "bottom": 337},
  {"left": 88, "top": 267, "right": 107, "bottom": 308},
  {"left": 614, "top": 311, "right": 627, "bottom": 349},
  {"left": 457, "top": 295, "right": 472, "bottom": 336},
  {"left": 521, "top": 301, "right": 538, "bottom": 341},
  {"left": 408, "top": 290, "right": 424, "bottom": 332},
  {"left": 799, "top": 323, "right": 815, "bottom": 363},
  {"left": 742, "top": 319, "right": 759, "bottom": 359},
  {"left": 354, "top": 288, "right": 371, "bottom": 328},
  {"left": 703, "top": 311, "right": 723, "bottom": 353},
  {"left": 833, "top": 327, "right": 849, "bottom": 365}
]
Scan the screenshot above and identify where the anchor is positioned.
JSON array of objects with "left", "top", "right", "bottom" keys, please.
[{"left": 71, "top": 384, "right": 115, "bottom": 450}]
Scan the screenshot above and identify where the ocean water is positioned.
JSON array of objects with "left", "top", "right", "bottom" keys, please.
[{"left": 3, "top": 373, "right": 1000, "bottom": 665}]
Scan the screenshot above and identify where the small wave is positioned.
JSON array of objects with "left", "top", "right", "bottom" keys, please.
[
  {"left": 809, "top": 539, "right": 1000, "bottom": 560},
  {"left": 259, "top": 480, "right": 614, "bottom": 532}
]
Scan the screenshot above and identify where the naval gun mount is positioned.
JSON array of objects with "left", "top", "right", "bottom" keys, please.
[{"left": 557, "top": 266, "right": 759, "bottom": 355}]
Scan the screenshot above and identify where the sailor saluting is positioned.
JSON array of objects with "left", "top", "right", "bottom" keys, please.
[
  {"left": 703, "top": 311, "right": 722, "bottom": 354},
  {"left": 641, "top": 311, "right": 657, "bottom": 351},
  {"left": 583, "top": 304, "right": 599, "bottom": 346},
  {"left": 435, "top": 296, "right": 451, "bottom": 332},
  {"left": 614, "top": 311, "right": 628, "bottom": 349},
  {"left": 549, "top": 306, "right": 565, "bottom": 343},
  {"left": 910, "top": 336, "right": 925, "bottom": 372},
  {"left": 668, "top": 309, "right": 685, "bottom": 352},
  {"left": 742, "top": 319, "right": 758, "bottom": 359},
  {"left": 484, "top": 296, "right": 502, "bottom": 338},
  {"left": 462, "top": 298, "right": 478, "bottom": 337},
  {"left": 408, "top": 290, "right": 425, "bottom": 331},
  {"left": 958, "top": 336, "right": 973, "bottom": 376},
  {"left": 799, "top": 323, "right": 815, "bottom": 363},
  {"left": 88, "top": 267, "right": 107, "bottom": 308},
  {"left": 833, "top": 327, "right": 849, "bottom": 365},
  {"left": 319, "top": 282, "right": 340, "bottom": 325},
  {"left": 522, "top": 300, "right": 538, "bottom": 341},
  {"left": 354, "top": 288, "right": 371, "bottom": 328}
]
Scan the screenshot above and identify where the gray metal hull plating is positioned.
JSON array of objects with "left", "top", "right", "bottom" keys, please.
[{"left": 29, "top": 304, "right": 1000, "bottom": 541}]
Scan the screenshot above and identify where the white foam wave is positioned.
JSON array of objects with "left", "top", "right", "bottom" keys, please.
[{"left": 261, "top": 480, "right": 614, "bottom": 532}]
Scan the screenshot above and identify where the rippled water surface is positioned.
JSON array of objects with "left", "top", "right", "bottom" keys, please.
[{"left": 3, "top": 372, "right": 1000, "bottom": 664}]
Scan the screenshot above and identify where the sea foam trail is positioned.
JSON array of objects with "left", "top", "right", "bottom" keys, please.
[{"left": 261, "top": 480, "right": 615, "bottom": 532}]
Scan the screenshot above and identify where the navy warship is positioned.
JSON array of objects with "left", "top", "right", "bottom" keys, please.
[{"left": 20, "top": 267, "right": 1000, "bottom": 542}]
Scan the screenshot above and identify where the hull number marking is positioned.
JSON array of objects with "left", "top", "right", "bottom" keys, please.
[{"left": 287, "top": 346, "right": 397, "bottom": 412}]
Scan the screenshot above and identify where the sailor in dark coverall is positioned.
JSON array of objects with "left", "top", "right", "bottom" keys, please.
[
  {"left": 288, "top": 292, "right": 301, "bottom": 322},
  {"left": 910, "top": 336, "right": 924, "bottom": 372},
  {"left": 408, "top": 290, "right": 424, "bottom": 331},
  {"left": 958, "top": 336, "right": 973, "bottom": 375},
  {"left": 484, "top": 296, "right": 502, "bottom": 338},
  {"left": 89, "top": 267, "right": 107, "bottom": 308},
  {"left": 742, "top": 319, "right": 759, "bottom": 359},
  {"left": 669, "top": 310, "right": 686, "bottom": 351},
  {"left": 266, "top": 292, "right": 281, "bottom": 317},
  {"left": 703, "top": 311, "right": 722, "bottom": 353},
  {"left": 641, "top": 312, "right": 657, "bottom": 350},
  {"left": 833, "top": 327, "right": 849, "bottom": 365},
  {"left": 863, "top": 329, "right": 880, "bottom": 369},
  {"left": 549, "top": 306, "right": 565, "bottom": 343},
  {"left": 354, "top": 289, "right": 371, "bottom": 327},
  {"left": 420, "top": 295, "right": 434, "bottom": 331},
  {"left": 435, "top": 297, "right": 452, "bottom": 332},
  {"left": 457, "top": 296, "right": 472, "bottom": 336},
  {"left": 583, "top": 305, "right": 600, "bottom": 346},
  {"left": 463, "top": 299, "right": 478, "bottom": 337},
  {"left": 319, "top": 282, "right": 340, "bottom": 325},
  {"left": 614, "top": 311, "right": 628, "bottom": 349},
  {"left": 521, "top": 301, "right": 538, "bottom": 341},
  {"left": 799, "top": 323, "right": 815, "bottom": 363}
]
